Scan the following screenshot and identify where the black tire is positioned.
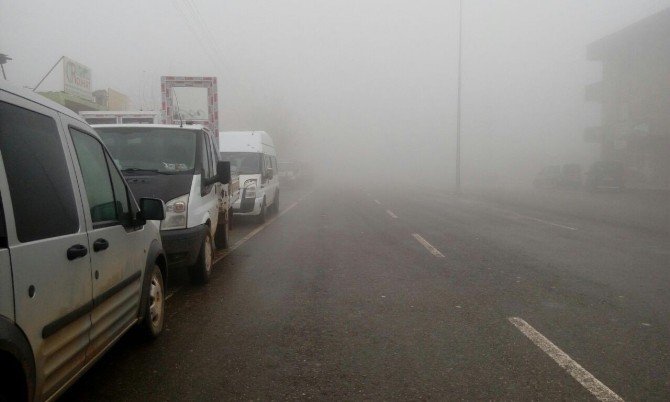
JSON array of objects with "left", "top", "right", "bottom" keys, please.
[
  {"left": 257, "top": 198, "right": 267, "bottom": 223},
  {"left": 0, "top": 355, "right": 28, "bottom": 402},
  {"left": 215, "top": 212, "right": 230, "bottom": 249},
  {"left": 189, "top": 231, "right": 213, "bottom": 284},
  {"left": 273, "top": 192, "right": 279, "bottom": 214},
  {"left": 138, "top": 264, "right": 165, "bottom": 339}
]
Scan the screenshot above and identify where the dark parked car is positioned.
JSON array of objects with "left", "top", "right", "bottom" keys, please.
[
  {"left": 533, "top": 165, "right": 562, "bottom": 188},
  {"left": 560, "top": 163, "right": 583, "bottom": 188},
  {"left": 586, "top": 160, "right": 625, "bottom": 191}
]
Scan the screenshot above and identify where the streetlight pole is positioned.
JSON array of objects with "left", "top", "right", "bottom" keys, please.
[{"left": 455, "top": 0, "right": 463, "bottom": 194}]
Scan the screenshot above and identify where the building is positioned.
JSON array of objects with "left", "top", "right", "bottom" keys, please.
[
  {"left": 35, "top": 56, "right": 132, "bottom": 114},
  {"left": 586, "top": 8, "right": 670, "bottom": 189}
]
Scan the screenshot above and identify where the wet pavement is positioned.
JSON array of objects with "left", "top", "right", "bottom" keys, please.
[{"left": 62, "top": 183, "right": 670, "bottom": 400}]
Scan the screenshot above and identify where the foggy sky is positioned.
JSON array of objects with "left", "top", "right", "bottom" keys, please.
[{"left": 2, "top": 0, "right": 669, "bottom": 187}]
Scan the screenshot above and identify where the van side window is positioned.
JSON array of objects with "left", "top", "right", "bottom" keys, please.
[
  {"left": 200, "top": 132, "right": 213, "bottom": 179},
  {"left": 105, "top": 153, "right": 132, "bottom": 226},
  {"left": 208, "top": 134, "right": 218, "bottom": 171},
  {"left": 0, "top": 101, "right": 79, "bottom": 242},
  {"left": 70, "top": 128, "right": 119, "bottom": 226}
]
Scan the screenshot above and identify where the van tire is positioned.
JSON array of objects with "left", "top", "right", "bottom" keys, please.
[
  {"left": 257, "top": 198, "right": 267, "bottom": 224},
  {"left": 138, "top": 264, "right": 165, "bottom": 339},
  {"left": 0, "top": 353, "right": 27, "bottom": 402},
  {"left": 189, "top": 231, "right": 213, "bottom": 284},
  {"left": 273, "top": 192, "right": 279, "bottom": 214},
  {"left": 215, "top": 212, "right": 230, "bottom": 249}
]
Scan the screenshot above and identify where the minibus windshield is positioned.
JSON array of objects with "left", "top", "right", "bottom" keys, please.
[
  {"left": 97, "top": 127, "right": 197, "bottom": 174},
  {"left": 220, "top": 152, "right": 261, "bottom": 174}
]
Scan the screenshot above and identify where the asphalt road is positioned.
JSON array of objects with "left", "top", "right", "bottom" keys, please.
[{"left": 62, "top": 183, "right": 670, "bottom": 400}]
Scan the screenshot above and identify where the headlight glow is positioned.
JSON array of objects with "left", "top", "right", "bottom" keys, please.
[
  {"left": 161, "top": 194, "right": 189, "bottom": 230},
  {"left": 244, "top": 179, "right": 257, "bottom": 199}
]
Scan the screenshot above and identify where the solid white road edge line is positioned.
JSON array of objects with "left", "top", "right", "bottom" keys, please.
[
  {"left": 411, "top": 233, "right": 445, "bottom": 257},
  {"left": 508, "top": 317, "right": 624, "bottom": 402},
  {"left": 517, "top": 215, "right": 578, "bottom": 231},
  {"left": 386, "top": 209, "right": 398, "bottom": 219},
  {"left": 439, "top": 197, "right": 579, "bottom": 231},
  {"left": 212, "top": 201, "right": 300, "bottom": 264},
  {"left": 374, "top": 199, "right": 382, "bottom": 205}
]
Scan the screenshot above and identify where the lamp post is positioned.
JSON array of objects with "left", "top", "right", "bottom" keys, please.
[
  {"left": 455, "top": 0, "right": 463, "bottom": 194},
  {"left": 0, "top": 53, "right": 12, "bottom": 80}
]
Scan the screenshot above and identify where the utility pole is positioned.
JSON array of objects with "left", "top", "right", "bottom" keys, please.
[
  {"left": 0, "top": 53, "right": 12, "bottom": 80},
  {"left": 455, "top": 0, "right": 463, "bottom": 194}
]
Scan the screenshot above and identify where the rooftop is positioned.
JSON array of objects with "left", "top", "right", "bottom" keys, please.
[{"left": 587, "top": 7, "right": 670, "bottom": 60}]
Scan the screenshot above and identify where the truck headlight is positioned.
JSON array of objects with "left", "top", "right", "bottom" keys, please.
[
  {"left": 161, "top": 194, "right": 188, "bottom": 230},
  {"left": 244, "top": 179, "right": 257, "bottom": 199}
]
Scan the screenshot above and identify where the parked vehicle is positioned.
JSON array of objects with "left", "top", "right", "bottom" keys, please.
[
  {"left": 586, "top": 160, "right": 625, "bottom": 191},
  {"left": 560, "top": 163, "right": 583, "bottom": 188},
  {"left": 95, "top": 124, "right": 233, "bottom": 284},
  {"left": 0, "top": 82, "right": 167, "bottom": 402},
  {"left": 278, "top": 160, "right": 301, "bottom": 186},
  {"left": 79, "top": 110, "right": 162, "bottom": 125},
  {"left": 220, "top": 131, "right": 279, "bottom": 223},
  {"left": 533, "top": 164, "right": 583, "bottom": 189},
  {"left": 533, "top": 165, "right": 562, "bottom": 188}
]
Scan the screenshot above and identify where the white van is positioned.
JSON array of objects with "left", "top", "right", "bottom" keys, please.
[
  {"left": 0, "top": 81, "right": 167, "bottom": 401},
  {"left": 219, "top": 131, "right": 279, "bottom": 222},
  {"left": 95, "top": 124, "right": 232, "bottom": 284}
]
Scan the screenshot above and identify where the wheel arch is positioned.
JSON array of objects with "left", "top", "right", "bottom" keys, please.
[
  {"left": 138, "top": 240, "right": 167, "bottom": 322},
  {"left": 0, "top": 316, "right": 35, "bottom": 401}
]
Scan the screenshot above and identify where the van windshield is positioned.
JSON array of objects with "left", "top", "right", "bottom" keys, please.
[
  {"left": 97, "top": 127, "right": 197, "bottom": 174},
  {"left": 220, "top": 152, "right": 261, "bottom": 174}
]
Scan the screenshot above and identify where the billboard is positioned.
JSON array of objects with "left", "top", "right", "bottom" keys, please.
[
  {"left": 161, "top": 76, "right": 219, "bottom": 137},
  {"left": 62, "top": 57, "right": 92, "bottom": 100}
]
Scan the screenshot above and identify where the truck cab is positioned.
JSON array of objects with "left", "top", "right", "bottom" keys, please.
[{"left": 95, "top": 124, "right": 232, "bottom": 284}]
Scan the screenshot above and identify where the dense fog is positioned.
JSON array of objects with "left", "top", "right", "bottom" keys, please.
[{"left": 2, "top": 0, "right": 669, "bottom": 189}]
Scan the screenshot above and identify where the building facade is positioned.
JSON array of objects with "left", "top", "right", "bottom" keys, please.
[{"left": 586, "top": 8, "right": 670, "bottom": 189}]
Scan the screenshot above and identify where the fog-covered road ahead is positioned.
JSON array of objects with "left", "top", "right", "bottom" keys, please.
[{"left": 63, "top": 184, "right": 670, "bottom": 400}]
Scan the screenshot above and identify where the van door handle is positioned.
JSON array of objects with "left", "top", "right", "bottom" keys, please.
[
  {"left": 67, "top": 244, "right": 88, "bottom": 260},
  {"left": 93, "top": 238, "right": 109, "bottom": 252}
]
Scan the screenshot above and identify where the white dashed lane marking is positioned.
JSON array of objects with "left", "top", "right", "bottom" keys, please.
[
  {"left": 411, "top": 233, "right": 445, "bottom": 257},
  {"left": 508, "top": 317, "right": 624, "bottom": 402}
]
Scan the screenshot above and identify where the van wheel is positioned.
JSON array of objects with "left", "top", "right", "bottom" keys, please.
[
  {"left": 189, "top": 231, "right": 213, "bottom": 284},
  {"left": 273, "top": 192, "right": 279, "bottom": 214},
  {"left": 139, "top": 264, "right": 165, "bottom": 339},
  {"left": 215, "top": 212, "right": 230, "bottom": 249},
  {"left": 257, "top": 198, "right": 267, "bottom": 223},
  {"left": 0, "top": 354, "right": 28, "bottom": 402}
]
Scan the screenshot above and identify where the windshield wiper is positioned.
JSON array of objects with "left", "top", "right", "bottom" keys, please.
[{"left": 122, "top": 168, "right": 178, "bottom": 175}]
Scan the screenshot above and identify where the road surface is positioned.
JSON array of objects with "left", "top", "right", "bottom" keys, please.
[{"left": 63, "top": 183, "right": 670, "bottom": 400}]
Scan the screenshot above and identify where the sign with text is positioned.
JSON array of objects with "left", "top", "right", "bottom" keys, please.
[{"left": 63, "top": 57, "right": 92, "bottom": 100}]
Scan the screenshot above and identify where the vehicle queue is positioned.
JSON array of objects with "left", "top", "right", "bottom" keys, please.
[{"left": 0, "top": 81, "right": 283, "bottom": 401}]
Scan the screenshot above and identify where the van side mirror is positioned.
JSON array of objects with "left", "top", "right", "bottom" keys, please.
[
  {"left": 217, "top": 161, "right": 231, "bottom": 184},
  {"left": 137, "top": 198, "right": 166, "bottom": 224},
  {"left": 266, "top": 167, "right": 274, "bottom": 180}
]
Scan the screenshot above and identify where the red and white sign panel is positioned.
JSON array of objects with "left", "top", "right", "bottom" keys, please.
[{"left": 161, "top": 76, "right": 219, "bottom": 137}]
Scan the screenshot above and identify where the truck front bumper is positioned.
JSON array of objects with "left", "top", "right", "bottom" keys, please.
[{"left": 160, "top": 224, "right": 208, "bottom": 269}]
